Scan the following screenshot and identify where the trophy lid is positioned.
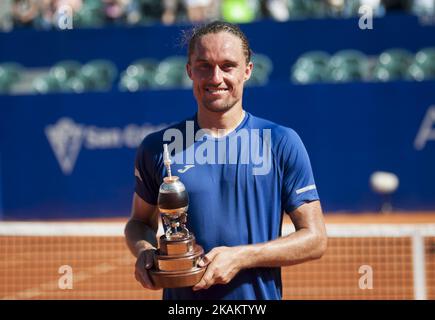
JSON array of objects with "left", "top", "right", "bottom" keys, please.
[
  {"left": 159, "top": 176, "right": 185, "bottom": 193},
  {"left": 158, "top": 145, "right": 189, "bottom": 213}
]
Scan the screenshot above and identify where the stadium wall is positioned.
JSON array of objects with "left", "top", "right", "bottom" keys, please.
[
  {"left": 1, "top": 82, "right": 435, "bottom": 218},
  {"left": 1, "top": 15, "right": 435, "bottom": 219}
]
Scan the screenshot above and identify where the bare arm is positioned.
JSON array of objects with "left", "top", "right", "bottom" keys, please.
[
  {"left": 125, "top": 192, "right": 159, "bottom": 256},
  {"left": 124, "top": 193, "right": 161, "bottom": 289},
  {"left": 193, "top": 200, "right": 327, "bottom": 290},
  {"left": 239, "top": 200, "right": 327, "bottom": 268}
]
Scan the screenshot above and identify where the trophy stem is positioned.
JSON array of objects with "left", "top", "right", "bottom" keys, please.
[
  {"left": 163, "top": 143, "right": 172, "bottom": 178},
  {"left": 152, "top": 144, "right": 206, "bottom": 288}
]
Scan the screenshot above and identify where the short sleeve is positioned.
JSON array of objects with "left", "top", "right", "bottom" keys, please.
[
  {"left": 280, "top": 129, "right": 319, "bottom": 212},
  {"left": 134, "top": 139, "right": 161, "bottom": 205}
]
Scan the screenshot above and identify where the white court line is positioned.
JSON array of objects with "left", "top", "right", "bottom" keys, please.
[{"left": 1, "top": 255, "right": 132, "bottom": 300}]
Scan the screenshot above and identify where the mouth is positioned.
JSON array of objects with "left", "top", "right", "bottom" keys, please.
[{"left": 205, "top": 87, "right": 229, "bottom": 94}]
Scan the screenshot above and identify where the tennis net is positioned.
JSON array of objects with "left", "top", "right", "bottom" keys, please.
[{"left": 1, "top": 218, "right": 434, "bottom": 300}]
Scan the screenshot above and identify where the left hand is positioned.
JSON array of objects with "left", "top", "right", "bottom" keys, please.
[{"left": 192, "top": 246, "right": 245, "bottom": 291}]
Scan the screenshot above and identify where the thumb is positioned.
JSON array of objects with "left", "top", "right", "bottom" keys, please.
[{"left": 143, "top": 249, "right": 155, "bottom": 269}]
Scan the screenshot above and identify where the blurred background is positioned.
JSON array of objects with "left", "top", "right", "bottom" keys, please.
[{"left": 1, "top": 0, "right": 435, "bottom": 300}]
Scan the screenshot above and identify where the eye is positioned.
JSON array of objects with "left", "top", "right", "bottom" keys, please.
[
  {"left": 197, "top": 63, "right": 211, "bottom": 70},
  {"left": 221, "top": 64, "right": 235, "bottom": 71}
]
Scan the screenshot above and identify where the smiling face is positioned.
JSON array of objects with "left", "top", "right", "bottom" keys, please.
[{"left": 186, "top": 32, "right": 253, "bottom": 114}]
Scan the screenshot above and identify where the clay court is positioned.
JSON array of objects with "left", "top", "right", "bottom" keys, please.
[
  {"left": 1, "top": 212, "right": 434, "bottom": 300},
  {"left": 2, "top": 1, "right": 435, "bottom": 302}
]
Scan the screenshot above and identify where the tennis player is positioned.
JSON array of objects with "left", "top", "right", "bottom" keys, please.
[{"left": 125, "top": 21, "right": 327, "bottom": 300}]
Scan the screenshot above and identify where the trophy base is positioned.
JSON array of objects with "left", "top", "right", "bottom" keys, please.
[
  {"left": 149, "top": 267, "right": 206, "bottom": 288},
  {"left": 151, "top": 233, "right": 206, "bottom": 288},
  {"left": 155, "top": 244, "right": 204, "bottom": 271}
]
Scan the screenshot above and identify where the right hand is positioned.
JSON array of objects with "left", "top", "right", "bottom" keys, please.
[{"left": 134, "top": 249, "right": 161, "bottom": 290}]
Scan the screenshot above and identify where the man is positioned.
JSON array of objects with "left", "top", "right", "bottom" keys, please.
[{"left": 125, "top": 21, "right": 327, "bottom": 300}]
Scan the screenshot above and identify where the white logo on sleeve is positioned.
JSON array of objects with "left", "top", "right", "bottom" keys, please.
[
  {"left": 178, "top": 165, "right": 195, "bottom": 173},
  {"left": 296, "top": 184, "right": 317, "bottom": 195}
]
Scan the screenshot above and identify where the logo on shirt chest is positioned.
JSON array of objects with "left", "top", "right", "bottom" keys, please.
[{"left": 178, "top": 165, "right": 195, "bottom": 173}]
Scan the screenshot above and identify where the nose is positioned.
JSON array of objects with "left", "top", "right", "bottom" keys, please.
[{"left": 210, "top": 65, "right": 223, "bottom": 84}]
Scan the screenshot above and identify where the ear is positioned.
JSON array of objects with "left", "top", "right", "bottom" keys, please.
[
  {"left": 186, "top": 63, "right": 193, "bottom": 80},
  {"left": 244, "top": 61, "right": 253, "bottom": 81}
]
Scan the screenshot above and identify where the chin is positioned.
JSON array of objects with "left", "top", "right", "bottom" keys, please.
[
  {"left": 202, "top": 100, "right": 236, "bottom": 113},
  {"left": 203, "top": 104, "right": 233, "bottom": 113}
]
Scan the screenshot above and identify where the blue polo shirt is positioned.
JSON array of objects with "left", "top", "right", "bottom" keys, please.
[{"left": 134, "top": 111, "right": 319, "bottom": 300}]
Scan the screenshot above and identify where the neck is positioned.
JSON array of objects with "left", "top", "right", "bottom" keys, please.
[{"left": 197, "top": 105, "right": 245, "bottom": 137}]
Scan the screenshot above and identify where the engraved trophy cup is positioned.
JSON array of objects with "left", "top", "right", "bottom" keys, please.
[{"left": 149, "top": 144, "right": 206, "bottom": 288}]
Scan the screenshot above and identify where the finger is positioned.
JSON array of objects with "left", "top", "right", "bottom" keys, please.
[
  {"left": 135, "top": 270, "right": 148, "bottom": 289},
  {"left": 135, "top": 253, "right": 160, "bottom": 291},
  {"left": 197, "top": 255, "right": 210, "bottom": 268},
  {"left": 136, "top": 268, "right": 161, "bottom": 290},
  {"left": 142, "top": 270, "right": 160, "bottom": 290},
  {"left": 202, "top": 272, "right": 216, "bottom": 290},
  {"left": 192, "top": 268, "right": 214, "bottom": 291},
  {"left": 198, "top": 248, "right": 220, "bottom": 267},
  {"left": 192, "top": 278, "right": 207, "bottom": 291}
]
